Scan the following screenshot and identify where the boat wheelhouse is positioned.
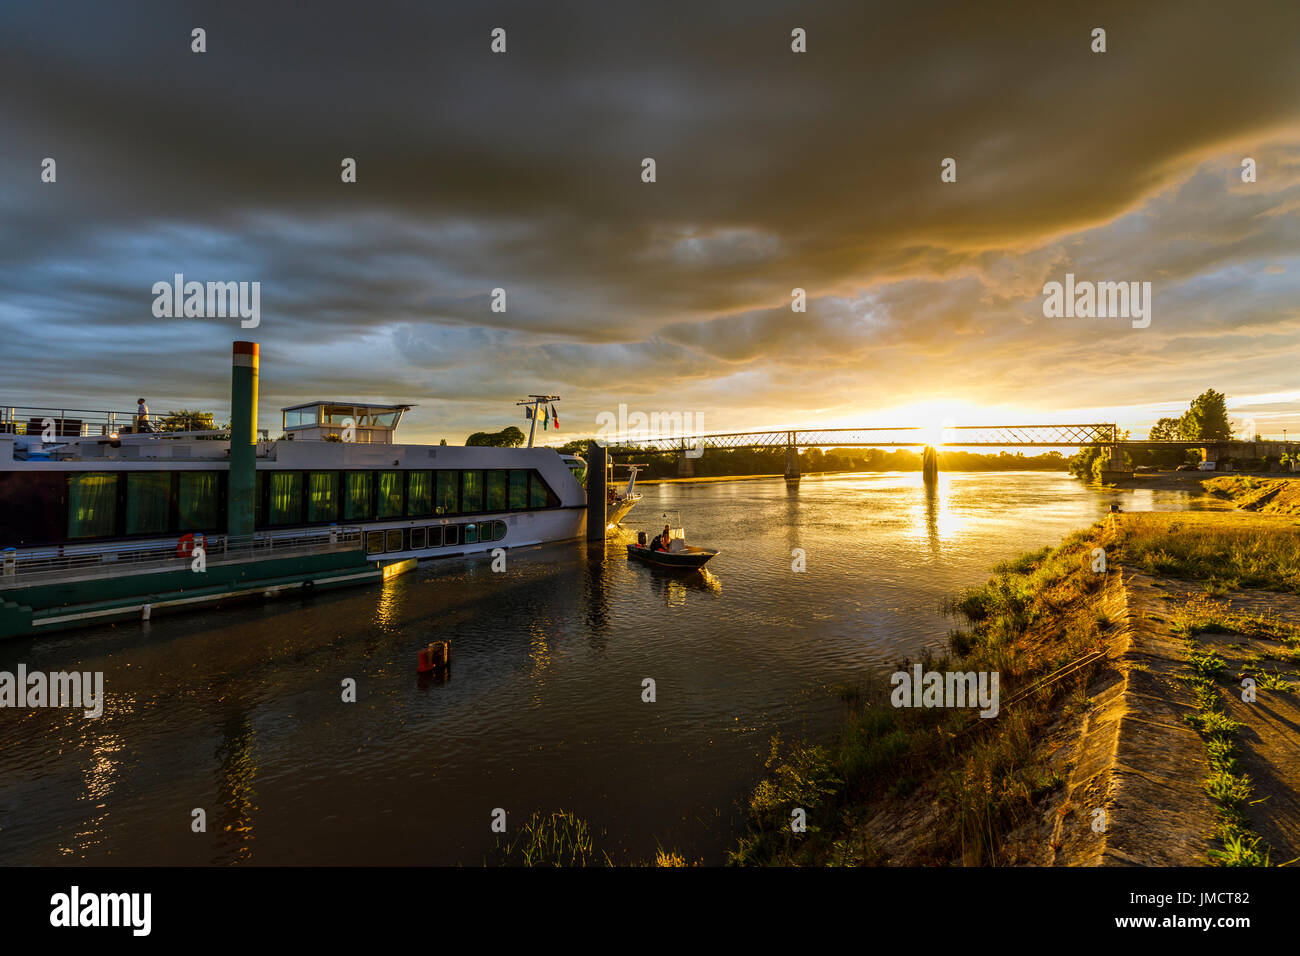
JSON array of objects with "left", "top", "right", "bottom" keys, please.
[{"left": 280, "top": 401, "right": 411, "bottom": 444}]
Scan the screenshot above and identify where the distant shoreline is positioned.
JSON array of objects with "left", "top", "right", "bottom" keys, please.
[{"left": 636, "top": 469, "right": 1068, "bottom": 486}]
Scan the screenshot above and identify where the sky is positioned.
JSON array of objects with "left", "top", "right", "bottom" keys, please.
[{"left": 2, "top": 0, "right": 1298, "bottom": 446}]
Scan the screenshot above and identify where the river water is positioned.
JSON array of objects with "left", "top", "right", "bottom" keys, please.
[{"left": 0, "top": 472, "right": 1226, "bottom": 865}]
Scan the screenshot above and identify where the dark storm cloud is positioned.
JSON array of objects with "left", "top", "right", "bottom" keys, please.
[{"left": 1, "top": 0, "right": 1299, "bottom": 438}]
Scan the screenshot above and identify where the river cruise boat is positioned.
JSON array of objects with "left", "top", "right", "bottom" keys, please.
[{"left": 0, "top": 400, "right": 590, "bottom": 569}]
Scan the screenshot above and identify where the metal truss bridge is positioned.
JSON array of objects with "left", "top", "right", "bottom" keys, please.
[
  {"left": 602, "top": 423, "right": 1296, "bottom": 480},
  {"left": 603, "top": 423, "right": 1120, "bottom": 454}
]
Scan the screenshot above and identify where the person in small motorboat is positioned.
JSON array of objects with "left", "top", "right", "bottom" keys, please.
[{"left": 649, "top": 526, "right": 671, "bottom": 551}]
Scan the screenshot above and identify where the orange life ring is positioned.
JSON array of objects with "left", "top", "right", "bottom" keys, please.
[{"left": 177, "top": 533, "right": 204, "bottom": 557}]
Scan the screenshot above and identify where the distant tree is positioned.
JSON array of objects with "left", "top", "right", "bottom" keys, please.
[
  {"left": 466, "top": 426, "right": 526, "bottom": 447},
  {"left": 1148, "top": 417, "right": 1183, "bottom": 442},
  {"left": 1180, "top": 389, "right": 1232, "bottom": 441},
  {"left": 158, "top": 409, "right": 215, "bottom": 432},
  {"left": 558, "top": 438, "right": 593, "bottom": 456},
  {"left": 439, "top": 438, "right": 447, "bottom": 446}
]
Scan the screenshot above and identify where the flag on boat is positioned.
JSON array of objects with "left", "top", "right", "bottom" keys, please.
[
  {"left": 550, "top": 404, "right": 559, "bottom": 429},
  {"left": 541, "top": 405, "right": 548, "bottom": 430},
  {"left": 524, "top": 406, "right": 533, "bottom": 420}
]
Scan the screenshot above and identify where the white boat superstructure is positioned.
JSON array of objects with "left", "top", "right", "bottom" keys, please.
[
  {"left": 0, "top": 399, "right": 589, "bottom": 566},
  {"left": 606, "top": 462, "right": 644, "bottom": 528}
]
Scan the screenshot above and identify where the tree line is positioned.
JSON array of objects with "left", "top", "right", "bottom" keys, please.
[{"left": 1068, "top": 388, "right": 1254, "bottom": 479}]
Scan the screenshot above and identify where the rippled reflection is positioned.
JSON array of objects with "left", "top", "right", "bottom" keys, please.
[
  {"left": 214, "top": 712, "right": 258, "bottom": 864},
  {"left": 66, "top": 727, "right": 122, "bottom": 857}
]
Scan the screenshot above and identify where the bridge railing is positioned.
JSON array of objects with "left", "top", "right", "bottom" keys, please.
[{"left": 605, "top": 423, "right": 1120, "bottom": 453}]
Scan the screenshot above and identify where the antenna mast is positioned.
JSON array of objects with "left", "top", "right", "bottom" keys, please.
[{"left": 515, "top": 395, "right": 561, "bottom": 448}]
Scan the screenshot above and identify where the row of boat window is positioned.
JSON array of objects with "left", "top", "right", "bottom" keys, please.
[
  {"left": 254, "top": 468, "right": 556, "bottom": 527},
  {"left": 366, "top": 520, "right": 508, "bottom": 555},
  {"left": 61, "top": 468, "right": 559, "bottom": 540}
]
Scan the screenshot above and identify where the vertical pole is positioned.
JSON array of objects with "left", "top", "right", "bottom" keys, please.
[
  {"left": 526, "top": 400, "right": 538, "bottom": 448},
  {"left": 587, "top": 443, "right": 607, "bottom": 540},
  {"left": 922, "top": 445, "right": 938, "bottom": 484},
  {"left": 228, "top": 341, "right": 259, "bottom": 539}
]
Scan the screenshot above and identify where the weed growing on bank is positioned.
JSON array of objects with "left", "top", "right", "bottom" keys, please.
[
  {"left": 1121, "top": 513, "right": 1300, "bottom": 593},
  {"left": 1174, "top": 635, "right": 1271, "bottom": 867}
]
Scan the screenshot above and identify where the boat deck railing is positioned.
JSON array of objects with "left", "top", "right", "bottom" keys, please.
[
  {"left": 0, "top": 405, "right": 269, "bottom": 441},
  {"left": 0, "top": 405, "right": 143, "bottom": 439},
  {"left": 1, "top": 527, "right": 366, "bottom": 588}
]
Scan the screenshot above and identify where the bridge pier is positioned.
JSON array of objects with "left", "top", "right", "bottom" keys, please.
[
  {"left": 1099, "top": 443, "right": 1131, "bottom": 482},
  {"left": 784, "top": 441, "right": 800, "bottom": 481},
  {"left": 922, "top": 445, "right": 938, "bottom": 484},
  {"left": 677, "top": 450, "right": 695, "bottom": 477}
]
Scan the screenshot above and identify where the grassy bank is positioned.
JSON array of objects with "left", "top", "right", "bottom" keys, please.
[
  {"left": 730, "top": 511, "right": 1300, "bottom": 866},
  {"left": 1204, "top": 475, "right": 1300, "bottom": 517},
  {"left": 1120, "top": 511, "right": 1300, "bottom": 593}
]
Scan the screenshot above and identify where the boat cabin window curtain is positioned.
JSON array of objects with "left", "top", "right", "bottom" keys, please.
[
  {"left": 308, "top": 471, "right": 339, "bottom": 522},
  {"left": 528, "top": 471, "right": 552, "bottom": 509},
  {"left": 126, "top": 472, "right": 171, "bottom": 535},
  {"left": 178, "top": 472, "right": 220, "bottom": 532},
  {"left": 407, "top": 471, "right": 432, "bottom": 516},
  {"left": 67, "top": 473, "right": 117, "bottom": 538},
  {"left": 377, "top": 471, "right": 404, "bottom": 518},
  {"left": 485, "top": 470, "right": 508, "bottom": 511},
  {"left": 460, "top": 470, "right": 483, "bottom": 513},
  {"left": 436, "top": 470, "right": 459, "bottom": 515},
  {"left": 508, "top": 470, "right": 529, "bottom": 509},
  {"left": 344, "top": 471, "right": 372, "bottom": 520},
  {"left": 269, "top": 472, "right": 302, "bottom": 525}
]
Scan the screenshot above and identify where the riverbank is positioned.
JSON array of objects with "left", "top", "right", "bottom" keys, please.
[
  {"left": 1108, "top": 470, "right": 1300, "bottom": 500},
  {"left": 1108, "top": 471, "right": 1211, "bottom": 492},
  {"left": 1203, "top": 475, "right": 1300, "bottom": 516},
  {"left": 637, "top": 468, "right": 1071, "bottom": 486},
  {"left": 729, "top": 508, "right": 1300, "bottom": 866}
]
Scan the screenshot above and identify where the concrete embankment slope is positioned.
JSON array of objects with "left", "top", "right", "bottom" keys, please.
[
  {"left": 1059, "top": 513, "right": 1300, "bottom": 866},
  {"left": 1057, "top": 566, "right": 1220, "bottom": 865}
]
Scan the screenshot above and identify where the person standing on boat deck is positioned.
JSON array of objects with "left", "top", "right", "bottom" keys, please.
[{"left": 136, "top": 398, "right": 151, "bottom": 433}]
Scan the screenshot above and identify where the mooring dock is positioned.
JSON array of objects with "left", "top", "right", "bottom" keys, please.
[{"left": 0, "top": 529, "right": 410, "bottom": 638}]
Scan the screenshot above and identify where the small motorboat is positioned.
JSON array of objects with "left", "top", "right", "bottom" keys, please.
[{"left": 627, "top": 511, "right": 719, "bottom": 569}]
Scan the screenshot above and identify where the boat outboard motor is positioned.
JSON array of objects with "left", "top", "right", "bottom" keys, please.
[{"left": 637, "top": 531, "right": 647, "bottom": 547}]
